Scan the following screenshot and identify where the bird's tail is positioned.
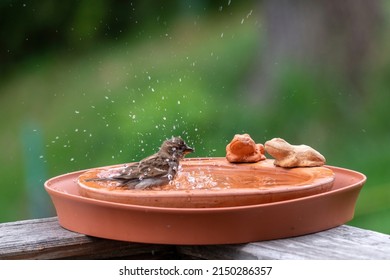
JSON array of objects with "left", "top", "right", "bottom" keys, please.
[
  {"left": 83, "top": 177, "right": 130, "bottom": 188},
  {"left": 84, "top": 177, "right": 111, "bottom": 182}
]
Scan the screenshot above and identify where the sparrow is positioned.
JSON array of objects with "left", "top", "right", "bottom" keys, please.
[{"left": 86, "top": 136, "right": 194, "bottom": 189}]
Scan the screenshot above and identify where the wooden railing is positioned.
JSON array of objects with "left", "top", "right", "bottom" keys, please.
[{"left": 1, "top": 217, "right": 389, "bottom": 259}]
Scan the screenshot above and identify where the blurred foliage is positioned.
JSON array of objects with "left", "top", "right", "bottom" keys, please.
[
  {"left": 0, "top": 0, "right": 389, "bottom": 235},
  {"left": 0, "top": 0, "right": 220, "bottom": 76}
]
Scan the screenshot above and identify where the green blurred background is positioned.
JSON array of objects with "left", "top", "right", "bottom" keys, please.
[{"left": 1, "top": 0, "right": 389, "bottom": 234}]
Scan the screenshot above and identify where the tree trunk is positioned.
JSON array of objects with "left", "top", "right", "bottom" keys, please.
[{"left": 247, "top": 0, "right": 382, "bottom": 104}]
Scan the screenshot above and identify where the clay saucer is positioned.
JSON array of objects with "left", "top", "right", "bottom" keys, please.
[
  {"left": 77, "top": 158, "right": 335, "bottom": 208},
  {"left": 44, "top": 163, "right": 366, "bottom": 244}
]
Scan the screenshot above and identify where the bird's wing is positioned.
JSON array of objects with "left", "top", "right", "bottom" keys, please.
[
  {"left": 137, "top": 156, "right": 171, "bottom": 179},
  {"left": 105, "top": 155, "right": 169, "bottom": 181},
  {"left": 103, "top": 162, "right": 140, "bottom": 181}
]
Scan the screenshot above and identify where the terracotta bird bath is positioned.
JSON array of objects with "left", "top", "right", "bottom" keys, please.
[{"left": 44, "top": 157, "right": 366, "bottom": 244}]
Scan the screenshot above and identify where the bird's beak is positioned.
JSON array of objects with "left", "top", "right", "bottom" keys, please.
[{"left": 184, "top": 145, "right": 194, "bottom": 155}]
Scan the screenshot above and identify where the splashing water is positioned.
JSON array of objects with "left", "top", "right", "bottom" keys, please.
[{"left": 177, "top": 170, "right": 219, "bottom": 190}]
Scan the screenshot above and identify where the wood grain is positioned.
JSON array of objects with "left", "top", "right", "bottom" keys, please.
[
  {"left": 178, "top": 226, "right": 390, "bottom": 259},
  {"left": 0, "top": 217, "right": 173, "bottom": 259},
  {"left": 1, "top": 217, "right": 389, "bottom": 259}
]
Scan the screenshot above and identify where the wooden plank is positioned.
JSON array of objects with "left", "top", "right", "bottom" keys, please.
[
  {"left": 1, "top": 217, "right": 389, "bottom": 259},
  {"left": 0, "top": 217, "right": 174, "bottom": 259},
  {"left": 177, "top": 225, "right": 390, "bottom": 259}
]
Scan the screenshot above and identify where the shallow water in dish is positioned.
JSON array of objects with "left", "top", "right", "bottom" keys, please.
[
  {"left": 76, "top": 159, "right": 335, "bottom": 208},
  {"left": 161, "top": 166, "right": 312, "bottom": 190},
  {"left": 78, "top": 159, "right": 324, "bottom": 191}
]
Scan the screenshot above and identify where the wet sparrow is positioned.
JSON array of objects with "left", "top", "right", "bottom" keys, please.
[{"left": 86, "top": 136, "right": 194, "bottom": 189}]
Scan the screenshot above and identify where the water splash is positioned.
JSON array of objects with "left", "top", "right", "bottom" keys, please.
[{"left": 173, "top": 170, "right": 219, "bottom": 190}]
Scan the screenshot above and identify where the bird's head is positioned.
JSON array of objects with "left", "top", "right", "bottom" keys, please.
[{"left": 160, "top": 136, "right": 194, "bottom": 159}]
